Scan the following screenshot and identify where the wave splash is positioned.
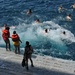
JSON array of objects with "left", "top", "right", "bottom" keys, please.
[{"left": 0, "top": 20, "right": 75, "bottom": 59}]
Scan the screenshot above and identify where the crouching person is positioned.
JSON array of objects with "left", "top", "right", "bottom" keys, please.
[
  {"left": 24, "top": 41, "right": 34, "bottom": 70},
  {"left": 11, "top": 31, "right": 22, "bottom": 54}
]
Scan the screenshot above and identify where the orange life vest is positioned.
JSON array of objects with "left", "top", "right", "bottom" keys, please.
[
  {"left": 2, "top": 29, "right": 10, "bottom": 41},
  {"left": 12, "top": 34, "right": 19, "bottom": 42}
]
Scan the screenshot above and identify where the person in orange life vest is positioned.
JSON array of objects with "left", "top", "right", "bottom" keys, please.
[
  {"left": 11, "top": 31, "right": 22, "bottom": 54},
  {"left": 2, "top": 26, "right": 11, "bottom": 51}
]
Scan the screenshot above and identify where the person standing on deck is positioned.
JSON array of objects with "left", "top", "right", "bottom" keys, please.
[
  {"left": 11, "top": 31, "right": 22, "bottom": 54},
  {"left": 24, "top": 41, "right": 34, "bottom": 70},
  {"left": 2, "top": 26, "right": 11, "bottom": 51}
]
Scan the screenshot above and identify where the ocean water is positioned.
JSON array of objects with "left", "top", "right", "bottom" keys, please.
[{"left": 0, "top": 0, "right": 75, "bottom": 60}]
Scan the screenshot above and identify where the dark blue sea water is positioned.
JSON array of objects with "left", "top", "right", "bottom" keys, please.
[{"left": 0, "top": 0, "right": 75, "bottom": 60}]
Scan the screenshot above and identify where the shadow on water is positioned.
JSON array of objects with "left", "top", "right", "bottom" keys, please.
[{"left": 0, "top": 58, "right": 74, "bottom": 75}]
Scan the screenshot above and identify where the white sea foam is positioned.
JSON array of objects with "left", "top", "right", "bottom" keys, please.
[{"left": 0, "top": 21, "right": 75, "bottom": 51}]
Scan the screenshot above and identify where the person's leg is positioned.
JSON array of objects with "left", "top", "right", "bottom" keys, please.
[
  {"left": 9, "top": 42, "right": 11, "bottom": 51},
  {"left": 25, "top": 56, "right": 29, "bottom": 70},
  {"left": 8, "top": 39, "right": 11, "bottom": 51},
  {"left": 4, "top": 40, "right": 8, "bottom": 51},
  {"left": 29, "top": 57, "right": 34, "bottom": 67},
  {"left": 14, "top": 45, "right": 17, "bottom": 54},
  {"left": 6, "top": 42, "right": 8, "bottom": 51},
  {"left": 18, "top": 45, "right": 20, "bottom": 54}
]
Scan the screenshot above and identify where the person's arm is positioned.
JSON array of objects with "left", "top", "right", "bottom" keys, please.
[
  {"left": 17, "top": 34, "right": 22, "bottom": 43},
  {"left": 18, "top": 37, "right": 22, "bottom": 43},
  {"left": 23, "top": 47, "right": 26, "bottom": 59},
  {"left": 8, "top": 31, "right": 11, "bottom": 38},
  {"left": 24, "top": 49, "right": 26, "bottom": 56},
  {"left": 30, "top": 45, "right": 34, "bottom": 53}
]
